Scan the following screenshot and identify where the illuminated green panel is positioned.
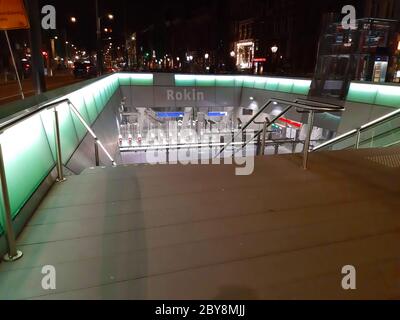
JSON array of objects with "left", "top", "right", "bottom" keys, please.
[
  {"left": 40, "top": 103, "right": 79, "bottom": 163},
  {"left": 216, "top": 76, "right": 235, "bottom": 87},
  {"left": 265, "top": 78, "right": 280, "bottom": 91},
  {"left": 375, "top": 85, "right": 400, "bottom": 107},
  {"left": 277, "top": 79, "right": 294, "bottom": 93},
  {"left": 346, "top": 83, "right": 378, "bottom": 104},
  {"left": 0, "top": 114, "right": 55, "bottom": 219},
  {"left": 292, "top": 80, "right": 311, "bottom": 95},
  {"left": 234, "top": 77, "right": 243, "bottom": 87},
  {"left": 196, "top": 75, "right": 216, "bottom": 86},
  {"left": 118, "top": 73, "right": 131, "bottom": 86},
  {"left": 84, "top": 93, "right": 99, "bottom": 124},
  {"left": 175, "top": 75, "right": 196, "bottom": 86},
  {"left": 130, "top": 74, "right": 153, "bottom": 86},
  {"left": 242, "top": 77, "right": 255, "bottom": 88},
  {"left": 96, "top": 84, "right": 106, "bottom": 109},
  {"left": 254, "top": 77, "right": 267, "bottom": 89},
  {"left": 67, "top": 91, "right": 90, "bottom": 140},
  {"left": 92, "top": 87, "right": 104, "bottom": 114}
]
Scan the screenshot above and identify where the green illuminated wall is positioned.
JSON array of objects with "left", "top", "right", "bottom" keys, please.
[
  {"left": 174, "top": 75, "right": 312, "bottom": 95},
  {"left": 347, "top": 82, "right": 400, "bottom": 108},
  {"left": 0, "top": 74, "right": 120, "bottom": 234}
]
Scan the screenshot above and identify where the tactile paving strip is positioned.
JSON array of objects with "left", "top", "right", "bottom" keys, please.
[{"left": 366, "top": 153, "right": 400, "bottom": 168}]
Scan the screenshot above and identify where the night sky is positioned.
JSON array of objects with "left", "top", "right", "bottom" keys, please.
[{"left": 39, "top": 0, "right": 219, "bottom": 51}]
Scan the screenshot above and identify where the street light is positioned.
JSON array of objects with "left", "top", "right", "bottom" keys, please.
[
  {"left": 108, "top": 14, "right": 114, "bottom": 20},
  {"left": 271, "top": 45, "right": 278, "bottom": 53},
  {"left": 70, "top": 17, "right": 77, "bottom": 23},
  {"left": 230, "top": 50, "right": 235, "bottom": 57},
  {"left": 204, "top": 53, "right": 209, "bottom": 59}
]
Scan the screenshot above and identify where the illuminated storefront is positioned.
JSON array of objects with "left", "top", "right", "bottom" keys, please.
[{"left": 235, "top": 41, "right": 255, "bottom": 70}]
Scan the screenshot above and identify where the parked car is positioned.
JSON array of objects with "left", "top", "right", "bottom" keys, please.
[{"left": 73, "top": 62, "right": 97, "bottom": 78}]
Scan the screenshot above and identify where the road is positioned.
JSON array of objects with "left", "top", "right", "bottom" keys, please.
[{"left": 0, "top": 73, "right": 84, "bottom": 106}]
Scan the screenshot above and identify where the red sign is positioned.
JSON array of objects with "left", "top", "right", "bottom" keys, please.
[
  {"left": 279, "top": 117, "right": 302, "bottom": 128},
  {"left": 254, "top": 58, "right": 267, "bottom": 62},
  {"left": 0, "top": 0, "right": 30, "bottom": 30}
]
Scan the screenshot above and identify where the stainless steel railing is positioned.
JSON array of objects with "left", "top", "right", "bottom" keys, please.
[
  {"left": 216, "top": 98, "right": 344, "bottom": 169},
  {"left": 313, "top": 107, "right": 400, "bottom": 152},
  {"left": 0, "top": 98, "right": 115, "bottom": 262}
]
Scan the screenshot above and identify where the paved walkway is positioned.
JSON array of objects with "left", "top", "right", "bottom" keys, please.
[{"left": 0, "top": 148, "right": 400, "bottom": 299}]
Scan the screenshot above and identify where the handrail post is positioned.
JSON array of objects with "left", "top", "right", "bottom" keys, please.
[
  {"left": 166, "top": 147, "right": 169, "bottom": 164},
  {"left": 303, "top": 110, "right": 315, "bottom": 170},
  {"left": 355, "top": 128, "right": 362, "bottom": 149},
  {"left": 54, "top": 108, "right": 66, "bottom": 182},
  {"left": 256, "top": 134, "right": 261, "bottom": 156},
  {"left": 261, "top": 119, "right": 268, "bottom": 156},
  {"left": 94, "top": 138, "right": 100, "bottom": 166},
  {"left": 0, "top": 143, "right": 23, "bottom": 262}
]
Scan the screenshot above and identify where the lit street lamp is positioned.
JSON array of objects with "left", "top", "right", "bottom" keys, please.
[{"left": 271, "top": 45, "right": 278, "bottom": 54}]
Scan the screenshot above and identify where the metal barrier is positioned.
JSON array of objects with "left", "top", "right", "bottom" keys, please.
[
  {"left": 216, "top": 98, "right": 344, "bottom": 170},
  {"left": 0, "top": 98, "right": 115, "bottom": 262}
]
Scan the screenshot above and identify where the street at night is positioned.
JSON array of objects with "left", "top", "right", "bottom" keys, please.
[{"left": 0, "top": 0, "right": 400, "bottom": 312}]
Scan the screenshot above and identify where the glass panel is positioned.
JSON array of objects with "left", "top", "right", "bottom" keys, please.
[
  {"left": 277, "top": 79, "right": 294, "bottom": 93},
  {"left": 359, "top": 116, "right": 400, "bottom": 148},
  {"left": 67, "top": 90, "right": 90, "bottom": 140},
  {"left": 242, "top": 76, "right": 255, "bottom": 88},
  {"left": 292, "top": 80, "right": 312, "bottom": 95},
  {"left": 175, "top": 75, "right": 196, "bottom": 86},
  {"left": 130, "top": 74, "right": 153, "bottom": 86},
  {"left": 196, "top": 75, "right": 216, "bottom": 87},
  {"left": 318, "top": 134, "right": 357, "bottom": 151},
  {"left": 118, "top": 73, "right": 131, "bottom": 86},
  {"left": 264, "top": 78, "right": 279, "bottom": 91},
  {"left": 40, "top": 102, "right": 79, "bottom": 163},
  {"left": 0, "top": 113, "right": 55, "bottom": 223},
  {"left": 254, "top": 77, "right": 267, "bottom": 89},
  {"left": 83, "top": 93, "right": 99, "bottom": 124},
  {"left": 216, "top": 76, "right": 235, "bottom": 87}
]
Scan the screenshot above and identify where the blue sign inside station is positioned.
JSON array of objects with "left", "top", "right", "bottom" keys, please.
[
  {"left": 208, "top": 112, "right": 228, "bottom": 117},
  {"left": 156, "top": 112, "right": 185, "bottom": 118}
]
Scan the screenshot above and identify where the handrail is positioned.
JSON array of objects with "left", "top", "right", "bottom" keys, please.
[
  {"left": 216, "top": 97, "right": 344, "bottom": 169},
  {"left": 67, "top": 101, "right": 116, "bottom": 167},
  {"left": 313, "top": 107, "right": 400, "bottom": 151},
  {"left": 1, "top": 97, "right": 116, "bottom": 173},
  {"left": 0, "top": 97, "right": 116, "bottom": 262}
]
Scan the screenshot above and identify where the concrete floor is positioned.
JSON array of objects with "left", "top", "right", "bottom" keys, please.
[{"left": 0, "top": 147, "right": 400, "bottom": 300}]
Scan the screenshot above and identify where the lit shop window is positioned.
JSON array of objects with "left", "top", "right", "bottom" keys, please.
[{"left": 236, "top": 41, "right": 254, "bottom": 69}]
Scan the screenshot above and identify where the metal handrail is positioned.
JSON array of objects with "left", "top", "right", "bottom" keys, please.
[
  {"left": 0, "top": 98, "right": 116, "bottom": 262},
  {"left": 313, "top": 107, "right": 400, "bottom": 151},
  {"left": 216, "top": 98, "right": 344, "bottom": 169}
]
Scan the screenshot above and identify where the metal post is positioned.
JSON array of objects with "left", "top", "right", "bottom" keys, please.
[
  {"left": 94, "top": 139, "right": 100, "bottom": 166},
  {"left": 166, "top": 148, "right": 169, "bottom": 164},
  {"left": 355, "top": 128, "right": 362, "bottom": 149},
  {"left": 261, "top": 119, "right": 268, "bottom": 156},
  {"left": 303, "top": 111, "right": 315, "bottom": 170},
  {"left": 54, "top": 109, "right": 66, "bottom": 182},
  {"left": 274, "top": 144, "right": 279, "bottom": 155},
  {"left": 0, "top": 143, "right": 23, "bottom": 262},
  {"left": 256, "top": 134, "right": 261, "bottom": 156}
]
